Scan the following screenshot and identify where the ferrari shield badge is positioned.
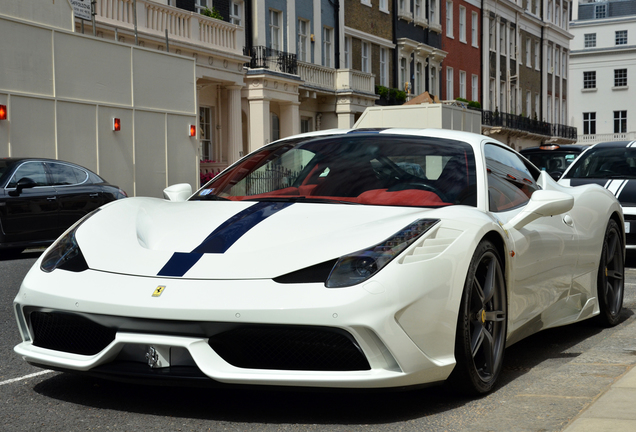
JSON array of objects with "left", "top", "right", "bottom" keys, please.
[{"left": 152, "top": 286, "right": 166, "bottom": 297}]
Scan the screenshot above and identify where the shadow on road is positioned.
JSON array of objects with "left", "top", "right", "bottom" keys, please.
[{"left": 31, "top": 310, "right": 633, "bottom": 425}]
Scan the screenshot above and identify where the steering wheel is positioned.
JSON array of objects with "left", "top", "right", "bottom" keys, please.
[{"left": 387, "top": 182, "right": 449, "bottom": 203}]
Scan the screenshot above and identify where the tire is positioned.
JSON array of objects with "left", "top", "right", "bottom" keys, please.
[
  {"left": 448, "top": 240, "right": 507, "bottom": 395},
  {"left": 596, "top": 219, "right": 624, "bottom": 327}
]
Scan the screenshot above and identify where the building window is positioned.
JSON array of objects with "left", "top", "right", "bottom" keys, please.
[
  {"left": 379, "top": 0, "right": 389, "bottom": 12},
  {"left": 199, "top": 106, "right": 212, "bottom": 160},
  {"left": 301, "top": 117, "right": 312, "bottom": 133},
  {"left": 509, "top": 27, "right": 515, "bottom": 58},
  {"left": 583, "top": 71, "right": 596, "bottom": 89},
  {"left": 526, "top": 38, "right": 531, "bottom": 66},
  {"left": 535, "top": 40, "right": 540, "bottom": 70},
  {"left": 415, "top": 0, "right": 423, "bottom": 20},
  {"left": 430, "top": 0, "right": 437, "bottom": 25},
  {"left": 195, "top": 0, "right": 210, "bottom": 13},
  {"left": 614, "top": 111, "right": 627, "bottom": 133},
  {"left": 344, "top": 36, "right": 351, "bottom": 68},
  {"left": 472, "top": 74, "right": 478, "bottom": 101},
  {"left": 615, "top": 69, "right": 628, "bottom": 87},
  {"left": 361, "top": 0, "right": 371, "bottom": 6},
  {"left": 400, "top": 57, "right": 407, "bottom": 90},
  {"left": 535, "top": 93, "right": 539, "bottom": 118},
  {"left": 271, "top": 113, "right": 280, "bottom": 142},
  {"left": 489, "top": 79, "right": 495, "bottom": 109},
  {"left": 459, "top": 6, "right": 466, "bottom": 42},
  {"left": 322, "top": 27, "right": 332, "bottom": 67},
  {"left": 526, "top": 90, "right": 531, "bottom": 117},
  {"left": 431, "top": 67, "right": 438, "bottom": 96},
  {"left": 583, "top": 112, "right": 596, "bottom": 135},
  {"left": 297, "top": 19, "right": 309, "bottom": 62},
  {"left": 489, "top": 19, "right": 495, "bottom": 51},
  {"left": 459, "top": 71, "right": 466, "bottom": 98},
  {"left": 447, "top": 67, "right": 454, "bottom": 99},
  {"left": 416, "top": 62, "right": 423, "bottom": 95},
  {"left": 555, "top": 50, "right": 560, "bottom": 76},
  {"left": 584, "top": 33, "right": 596, "bottom": 48},
  {"left": 616, "top": 30, "right": 628, "bottom": 45},
  {"left": 547, "top": 48, "right": 552, "bottom": 73},
  {"left": 499, "top": 23, "right": 505, "bottom": 54},
  {"left": 269, "top": 9, "right": 281, "bottom": 51},
  {"left": 562, "top": 52, "right": 567, "bottom": 77},
  {"left": 446, "top": 1, "right": 453, "bottom": 38},
  {"left": 380, "top": 48, "right": 389, "bottom": 86},
  {"left": 472, "top": 12, "right": 478, "bottom": 47},
  {"left": 230, "top": 1, "right": 242, "bottom": 26},
  {"left": 595, "top": 4, "right": 606, "bottom": 19},
  {"left": 547, "top": 0, "right": 552, "bottom": 21},
  {"left": 361, "top": 41, "right": 370, "bottom": 73}
]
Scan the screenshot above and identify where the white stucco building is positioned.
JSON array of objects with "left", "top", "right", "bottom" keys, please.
[{"left": 569, "top": 0, "right": 636, "bottom": 144}]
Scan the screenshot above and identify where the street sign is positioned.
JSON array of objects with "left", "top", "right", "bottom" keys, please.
[{"left": 70, "top": 0, "right": 92, "bottom": 21}]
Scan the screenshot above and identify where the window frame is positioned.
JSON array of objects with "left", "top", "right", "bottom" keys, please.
[
  {"left": 269, "top": 9, "right": 282, "bottom": 51},
  {"left": 446, "top": 0, "right": 454, "bottom": 38},
  {"left": 614, "top": 110, "right": 627, "bottom": 134},
  {"left": 614, "top": 68, "right": 628, "bottom": 88},
  {"left": 583, "top": 71, "right": 596, "bottom": 89},
  {"left": 297, "top": 18, "right": 309, "bottom": 62},
  {"left": 583, "top": 112, "right": 596, "bottom": 135},
  {"left": 616, "top": 30, "right": 628, "bottom": 46}
]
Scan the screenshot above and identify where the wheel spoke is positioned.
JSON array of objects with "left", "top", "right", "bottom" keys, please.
[
  {"left": 482, "top": 258, "right": 497, "bottom": 304},
  {"left": 607, "top": 269, "right": 623, "bottom": 281},
  {"left": 606, "top": 234, "right": 618, "bottom": 266},
  {"left": 471, "top": 323, "right": 485, "bottom": 356},
  {"left": 484, "top": 310, "right": 506, "bottom": 322},
  {"left": 481, "top": 328, "right": 495, "bottom": 376}
]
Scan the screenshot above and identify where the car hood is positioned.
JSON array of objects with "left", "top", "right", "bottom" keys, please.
[
  {"left": 75, "top": 198, "right": 449, "bottom": 279},
  {"left": 560, "top": 178, "right": 636, "bottom": 207}
]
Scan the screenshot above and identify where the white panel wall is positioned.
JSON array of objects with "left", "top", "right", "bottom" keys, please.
[
  {"left": 9, "top": 96, "right": 56, "bottom": 159},
  {"left": 57, "top": 101, "right": 98, "bottom": 172},
  {"left": 0, "top": 0, "right": 73, "bottom": 31},
  {"left": 134, "top": 110, "right": 167, "bottom": 198},
  {"left": 0, "top": 13, "right": 197, "bottom": 198},
  {"left": 55, "top": 32, "right": 133, "bottom": 106}
]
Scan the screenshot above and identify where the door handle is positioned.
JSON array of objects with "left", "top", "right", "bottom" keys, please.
[
  {"left": 89, "top": 193, "right": 99, "bottom": 197},
  {"left": 47, "top": 196, "right": 57, "bottom": 201}
]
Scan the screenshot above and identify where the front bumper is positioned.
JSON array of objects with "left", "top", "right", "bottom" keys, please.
[{"left": 14, "top": 260, "right": 461, "bottom": 389}]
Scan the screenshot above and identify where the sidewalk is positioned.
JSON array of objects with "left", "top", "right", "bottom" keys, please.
[{"left": 562, "top": 364, "right": 636, "bottom": 432}]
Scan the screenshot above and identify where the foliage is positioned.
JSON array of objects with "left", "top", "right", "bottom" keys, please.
[
  {"left": 375, "top": 85, "right": 389, "bottom": 99},
  {"left": 468, "top": 100, "right": 481, "bottom": 109},
  {"left": 201, "top": 6, "right": 223, "bottom": 20}
]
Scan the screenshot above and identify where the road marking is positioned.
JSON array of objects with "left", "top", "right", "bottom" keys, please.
[{"left": 0, "top": 370, "right": 53, "bottom": 386}]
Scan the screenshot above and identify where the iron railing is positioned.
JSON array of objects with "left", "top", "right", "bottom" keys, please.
[
  {"left": 245, "top": 166, "right": 300, "bottom": 195},
  {"left": 482, "top": 111, "right": 577, "bottom": 140},
  {"left": 243, "top": 46, "right": 298, "bottom": 75}
]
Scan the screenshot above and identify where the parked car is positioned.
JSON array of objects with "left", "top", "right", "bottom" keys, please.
[
  {"left": 520, "top": 144, "right": 590, "bottom": 180},
  {"left": 559, "top": 141, "right": 636, "bottom": 249},
  {"left": 14, "top": 130, "right": 623, "bottom": 396},
  {"left": 0, "top": 158, "right": 126, "bottom": 253}
]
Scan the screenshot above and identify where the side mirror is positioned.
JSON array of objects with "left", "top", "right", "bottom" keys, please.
[
  {"left": 8, "top": 177, "right": 37, "bottom": 197},
  {"left": 503, "top": 189, "right": 574, "bottom": 231},
  {"left": 163, "top": 183, "right": 192, "bottom": 202}
]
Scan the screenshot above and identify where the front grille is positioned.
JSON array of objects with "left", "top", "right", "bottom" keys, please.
[
  {"left": 624, "top": 215, "right": 636, "bottom": 246},
  {"left": 208, "top": 326, "right": 370, "bottom": 371},
  {"left": 30, "top": 311, "right": 116, "bottom": 355}
]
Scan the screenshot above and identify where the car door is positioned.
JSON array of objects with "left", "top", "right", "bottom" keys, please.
[
  {"left": 2, "top": 161, "right": 59, "bottom": 244},
  {"left": 484, "top": 143, "right": 579, "bottom": 340},
  {"left": 47, "top": 161, "right": 107, "bottom": 235}
]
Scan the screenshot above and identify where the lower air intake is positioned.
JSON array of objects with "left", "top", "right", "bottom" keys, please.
[
  {"left": 30, "top": 311, "right": 116, "bottom": 356},
  {"left": 208, "top": 326, "right": 370, "bottom": 371}
]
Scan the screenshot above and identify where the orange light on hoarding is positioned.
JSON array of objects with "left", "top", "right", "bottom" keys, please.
[
  {"left": 0, "top": 105, "right": 6, "bottom": 121},
  {"left": 113, "top": 118, "right": 121, "bottom": 131},
  {"left": 189, "top": 124, "right": 196, "bottom": 137}
]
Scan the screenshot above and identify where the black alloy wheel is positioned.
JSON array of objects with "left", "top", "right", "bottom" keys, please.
[
  {"left": 449, "top": 240, "right": 507, "bottom": 395},
  {"left": 597, "top": 219, "right": 624, "bottom": 327}
]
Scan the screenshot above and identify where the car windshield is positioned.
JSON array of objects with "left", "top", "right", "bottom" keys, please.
[
  {"left": 522, "top": 151, "right": 580, "bottom": 173},
  {"left": 564, "top": 147, "right": 636, "bottom": 179},
  {"left": 192, "top": 134, "right": 477, "bottom": 207}
]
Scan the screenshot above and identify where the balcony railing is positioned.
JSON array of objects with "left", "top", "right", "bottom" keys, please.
[
  {"left": 578, "top": 132, "right": 636, "bottom": 143},
  {"left": 482, "top": 110, "right": 577, "bottom": 140},
  {"left": 94, "top": 0, "right": 242, "bottom": 54},
  {"left": 243, "top": 46, "right": 298, "bottom": 75},
  {"left": 297, "top": 62, "right": 335, "bottom": 89}
]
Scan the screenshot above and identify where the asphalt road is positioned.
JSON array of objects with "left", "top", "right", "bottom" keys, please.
[{"left": 1, "top": 252, "right": 636, "bottom": 432}]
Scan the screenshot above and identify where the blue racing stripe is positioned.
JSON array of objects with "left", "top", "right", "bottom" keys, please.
[{"left": 157, "top": 202, "right": 293, "bottom": 277}]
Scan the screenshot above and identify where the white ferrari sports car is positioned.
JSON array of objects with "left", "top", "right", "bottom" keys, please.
[{"left": 14, "top": 129, "right": 625, "bottom": 395}]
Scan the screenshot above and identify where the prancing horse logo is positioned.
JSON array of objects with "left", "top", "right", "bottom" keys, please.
[{"left": 152, "top": 286, "right": 166, "bottom": 297}]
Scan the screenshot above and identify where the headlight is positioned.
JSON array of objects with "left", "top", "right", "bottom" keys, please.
[
  {"left": 40, "top": 209, "right": 100, "bottom": 273},
  {"left": 326, "top": 219, "right": 439, "bottom": 288}
]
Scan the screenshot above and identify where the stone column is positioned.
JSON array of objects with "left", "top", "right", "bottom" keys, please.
[
  {"left": 249, "top": 98, "right": 271, "bottom": 152},
  {"left": 280, "top": 101, "right": 300, "bottom": 138},
  {"left": 226, "top": 85, "right": 243, "bottom": 164}
]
